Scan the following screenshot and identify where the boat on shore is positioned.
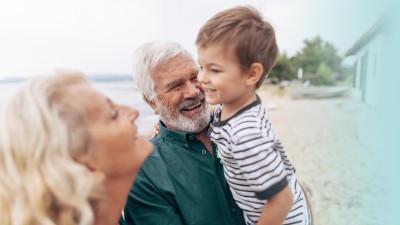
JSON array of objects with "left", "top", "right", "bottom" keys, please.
[{"left": 289, "top": 87, "right": 350, "bottom": 99}]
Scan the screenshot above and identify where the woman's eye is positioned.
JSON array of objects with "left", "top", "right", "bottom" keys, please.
[
  {"left": 112, "top": 110, "right": 119, "bottom": 119},
  {"left": 211, "top": 69, "right": 220, "bottom": 73}
]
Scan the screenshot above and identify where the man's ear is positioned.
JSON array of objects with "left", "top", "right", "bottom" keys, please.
[
  {"left": 144, "top": 96, "right": 159, "bottom": 115},
  {"left": 246, "top": 63, "right": 264, "bottom": 86}
]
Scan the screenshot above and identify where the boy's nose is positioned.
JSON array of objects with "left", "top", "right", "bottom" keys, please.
[{"left": 197, "top": 70, "right": 207, "bottom": 83}]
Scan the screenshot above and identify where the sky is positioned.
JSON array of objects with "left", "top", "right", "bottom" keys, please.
[{"left": 0, "top": 0, "right": 392, "bottom": 78}]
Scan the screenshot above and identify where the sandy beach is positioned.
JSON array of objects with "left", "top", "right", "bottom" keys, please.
[
  {"left": 257, "top": 86, "right": 386, "bottom": 225},
  {"left": 137, "top": 85, "right": 391, "bottom": 224}
]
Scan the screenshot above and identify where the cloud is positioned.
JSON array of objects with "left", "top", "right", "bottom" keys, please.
[{"left": 0, "top": 0, "right": 390, "bottom": 77}]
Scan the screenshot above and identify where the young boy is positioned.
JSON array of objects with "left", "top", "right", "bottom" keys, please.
[{"left": 196, "top": 6, "right": 311, "bottom": 225}]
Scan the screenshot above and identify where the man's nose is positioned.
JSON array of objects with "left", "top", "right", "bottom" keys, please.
[{"left": 183, "top": 81, "right": 200, "bottom": 98}]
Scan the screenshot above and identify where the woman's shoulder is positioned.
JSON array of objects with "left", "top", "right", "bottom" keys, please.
[{"left": 119, "top": 216, "right": 128, "bottom": 225}]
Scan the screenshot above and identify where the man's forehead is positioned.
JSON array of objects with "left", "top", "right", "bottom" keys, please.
[
  {"left": 157, "top": 55, "right": 197, "bottom": 72},
  {"left": 154, "top": 58, "right": 198, "bottom": 80}
]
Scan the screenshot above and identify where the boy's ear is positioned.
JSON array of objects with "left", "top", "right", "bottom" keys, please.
[{"left": 246, "top": 63, "right": 264, "bottom": 86}]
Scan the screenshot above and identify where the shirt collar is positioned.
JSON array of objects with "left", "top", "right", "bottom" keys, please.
[
  {"left": 158, "top": 120, "right": 199, "bottom": 145},
  {"left": 212, "top": 94, "right": 261, "bottom": 127}
]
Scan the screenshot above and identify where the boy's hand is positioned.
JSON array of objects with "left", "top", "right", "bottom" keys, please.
[{"left": 257, "top": 186, "right": 293, "bottom": 225}]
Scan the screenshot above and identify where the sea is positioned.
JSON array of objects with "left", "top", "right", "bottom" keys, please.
[{"left": 0, "top": 75, "right": 158, "bottom": 135}]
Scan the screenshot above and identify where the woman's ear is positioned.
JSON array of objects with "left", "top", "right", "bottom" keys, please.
[
  {"left": 76, "top": 152, "right": 105, "bottom": 182},
  {"left": 77, "top": 154, "right": 98, "bottom": 172},
  {"left": 246, "top": 63, "right": 264, "bottom": 86},
  {"left": 83, "top": 162, "right": 106, "bottom": 187}
]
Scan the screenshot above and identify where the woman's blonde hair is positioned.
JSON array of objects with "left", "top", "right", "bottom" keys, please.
[{"left": 0, "top": 72, "right": 102, "bottom": 225}]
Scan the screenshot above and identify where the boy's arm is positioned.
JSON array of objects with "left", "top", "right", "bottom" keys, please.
[{"left": 256, "top": 186, "right": 293, "bottom": 225}]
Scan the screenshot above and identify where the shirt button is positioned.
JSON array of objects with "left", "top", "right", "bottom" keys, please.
[
  {"left": 232, "top": 208, "right": 236, "bottom": 213},
  {"left": 188, "top": 136, "right": 193, "bottom": 140},
  {"left": 201, "top": 150, "right": 207, "bottom": 155},
  {"left": 185, "top": 143, "right": 189, "bottom": 147}
]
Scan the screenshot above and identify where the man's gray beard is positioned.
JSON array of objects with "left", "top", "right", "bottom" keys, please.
[{"left": 156, "top": 96, "right": 210, "bottom": 133}]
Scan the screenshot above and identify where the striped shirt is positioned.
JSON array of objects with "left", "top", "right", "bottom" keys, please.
[{"left": 209, "top": 95, "right": 311, "bottom": 225}]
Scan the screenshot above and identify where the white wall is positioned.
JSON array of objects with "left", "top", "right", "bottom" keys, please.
[{"left": 352, "top": 33, "right": 385, "bottom": 108}]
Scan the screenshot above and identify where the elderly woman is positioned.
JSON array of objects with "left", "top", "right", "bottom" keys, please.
[{"left": 0, "top": 72, "right": 153, "bottom": 225}]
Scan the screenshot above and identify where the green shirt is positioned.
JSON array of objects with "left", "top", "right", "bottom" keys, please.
[{"left": 124, "top": 121, "right": 246, "bottom": 225}]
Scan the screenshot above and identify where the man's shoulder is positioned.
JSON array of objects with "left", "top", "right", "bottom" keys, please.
[
  {"left": 149, "top": 135, "right": 177, "bottom": 152},
  {"left": 150, "top": 134, "right": 162, "bottom": 144},
  {"left": 141, "top": 138, "right": 164, "bottom": 166},
  {"left": 133, "top": 136, "right": 179, "bottom": 191},
  {"left": 139, "top": 135, "right": 176, "bottom": 173}
]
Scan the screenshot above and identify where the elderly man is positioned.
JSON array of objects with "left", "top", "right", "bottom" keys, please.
[{"left": 124, "top": 41, "right": 246, "bottom": 225}]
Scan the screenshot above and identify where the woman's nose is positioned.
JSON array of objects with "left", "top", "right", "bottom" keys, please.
[{"left": 122, "top": 105, "right": 139, "bottom": 121}]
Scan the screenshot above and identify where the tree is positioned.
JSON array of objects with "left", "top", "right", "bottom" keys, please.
[
  {"left": 269, "top": 53, "right": 296, "bottom": 81},
  {"left": 267, "top": 36, "right": 351, "bottom": 86},
  {"left": 317, "top": 62, "right": 335, "bottom": 85},
  {"left": 291, "top": 36, "right": 343, "bottom": 85}
]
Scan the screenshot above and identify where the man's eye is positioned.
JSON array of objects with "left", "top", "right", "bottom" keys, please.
[{"left": 171, "top": 85, "right": 181, "bottom": 91}]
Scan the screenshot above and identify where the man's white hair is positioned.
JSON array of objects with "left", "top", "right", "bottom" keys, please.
[{"left": 132, "top": 41, "right": 196, "bottom": 102}]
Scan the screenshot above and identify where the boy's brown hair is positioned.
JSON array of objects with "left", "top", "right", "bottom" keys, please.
[{"left": 196, "top": 6, "right": 278, "bottom": 88}]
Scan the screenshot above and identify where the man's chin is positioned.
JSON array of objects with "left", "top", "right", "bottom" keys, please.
[
  {"left": 158, "top": 102, "right": 210, "bottom": 133},
  {"left": 162, "top": 113, "right": 209, "bottom": 133},
  {"left": 182, "top": 115, "right": 209, "bottom": 133}
]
